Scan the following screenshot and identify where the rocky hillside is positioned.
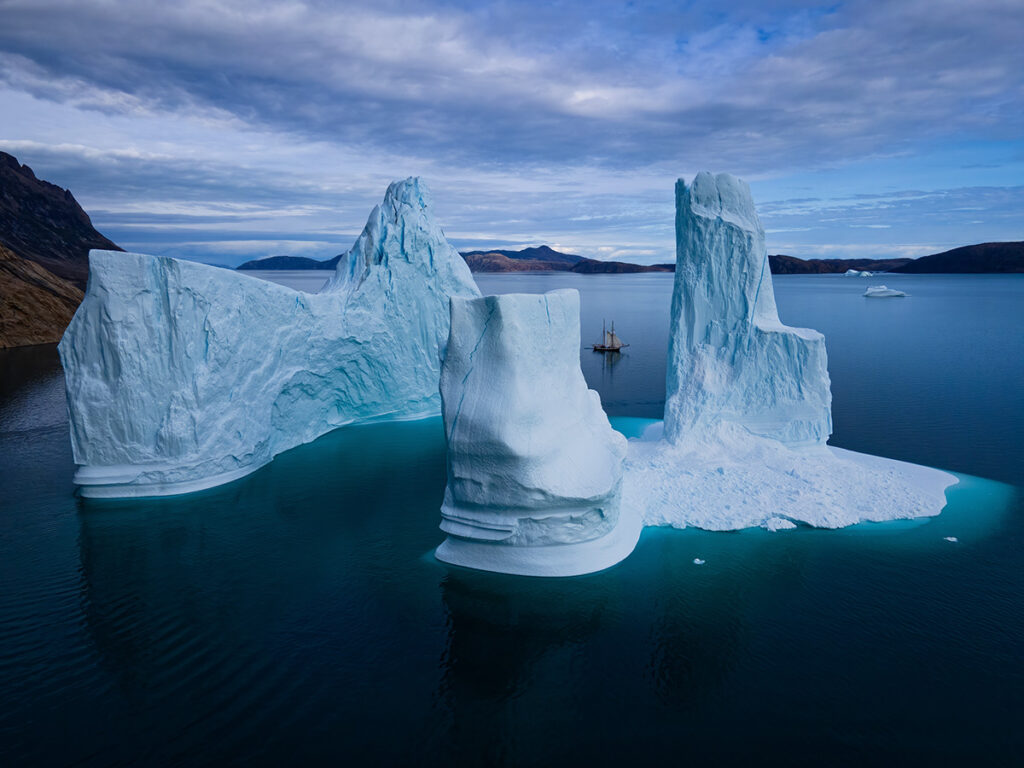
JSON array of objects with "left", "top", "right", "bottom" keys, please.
[
  {"left": 238, "top": 244, "right": 669, "bottom": 274},
  {"left": 0, "top": 151, "right": 121, "bottom": 288},
  {"left": 460, "top": 245, "right": 670, "bottom": 273},
  {"left": 892, "top": 242, "right": 1024, "bottom": 273},
  {"left": 237, "top": 254, "right": 341, "bottom": 270},
  {"left": 0, "top": 243, "right": 84, "bottom": 347},
  {"left": 768, "top": 255, "right": 914, "bottom": 274}
]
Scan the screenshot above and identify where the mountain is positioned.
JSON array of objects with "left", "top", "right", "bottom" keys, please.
[
  {"left": 891, "top": 242, "right": 1024, "bottom": 273},
  {"left": 237, "top": 242, "right": 1024, "bottom": 276},
  {"left": 460, "top": 246, "right": 670, "bottom": 273},
  {"left": 0, "top": 151, "right": 121, "bottom": 287},
  {"left": 462, "top": 249, "right": 589, "bottom": 270},
  {"left": 0, "top": 243, "right": 84, "bottom": 347},
  {"left": 237, "top": 254, "right": 340, "bottom": 270},
  {"left": 238, "top": 244, "right": 669, "bottom": 274},
  {"left": 768, "top": 255, "right": 913, "bottom": 274}
]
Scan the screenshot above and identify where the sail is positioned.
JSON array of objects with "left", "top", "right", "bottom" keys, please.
[
  {"left": 604, "top": 330, "right": 614, "bottom": 347},
  {"left": 608, "top": 331, "right": 623, "bottom": 349}
]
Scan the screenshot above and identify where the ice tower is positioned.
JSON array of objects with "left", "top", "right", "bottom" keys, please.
[
  {"left": 435, "top": 290, "right": 640, "bottom": 576},
  {"left": 664, "top": 172, "right": 832, "bottom": 446}
]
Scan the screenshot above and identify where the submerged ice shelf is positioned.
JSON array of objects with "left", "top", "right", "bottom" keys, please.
[
  {"left": 624, "top": 421, "right": 955, "bottom": 531},
  {"left": 60, "top": 178, "right": 480, "bottom": 497}
]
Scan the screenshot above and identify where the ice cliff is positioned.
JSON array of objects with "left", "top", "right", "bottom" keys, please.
[
  {"left": 625, "top": 172, "right": 956, "bottom": 532},
  {"left": 59, "top": 178, "right": 480, "bottom": 497},
  {"left": 665, "top": 172, "right": 832, "bottom": 446},
  {"left": 434, "top": 290, "right": 640, "bottom": 576}
]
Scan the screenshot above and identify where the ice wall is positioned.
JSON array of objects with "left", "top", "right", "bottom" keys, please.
[
  {"left": 59, "top": 178, "right": 480, "bottom": 497},
  {"left": 435, "top": 290, "right": 640, "bottom": 576},
  {"left": 664, "top": 172, "right": 832, "bottom": 446}
]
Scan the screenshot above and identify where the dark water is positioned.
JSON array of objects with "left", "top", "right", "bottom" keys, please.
[{"left": 1, "top": 274, "right": 1022, "bottom": 766}]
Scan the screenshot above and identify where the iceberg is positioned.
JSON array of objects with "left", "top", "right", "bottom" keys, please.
[
  {"left": 665, "top": 172, "right": 832, "bottom": 447},
  {"left": 624, "top": 172, "right": 956, "bottom": 532},
  {"left": 434, "top": 290, "right": 640, "bottom": 576},
  {"left": 844, "top": 269, "right": 874, "bottom": 277},
  {"left": 864, "top": 285, "right": 907, "bottom": 297},
  {"left": 59, "top": 178, "right": 480, "bottom": 497}
]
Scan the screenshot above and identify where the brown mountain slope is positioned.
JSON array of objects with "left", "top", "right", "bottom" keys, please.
[
  {"left": 892, "top": 242, "right": 1024, "bottom": 273},
  {"left": 0, "top": 243, "right": 84, "bottom": 347},
  {"left": 0, "top": 151, "right": 121, "bottom": 287},
  {"left": 460, "top": 246, "right": 670, "bottom": 273}
]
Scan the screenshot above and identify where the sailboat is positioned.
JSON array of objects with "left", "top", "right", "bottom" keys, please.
[{"left": 591, "top": 319, "right": 628, "bottom": 352}]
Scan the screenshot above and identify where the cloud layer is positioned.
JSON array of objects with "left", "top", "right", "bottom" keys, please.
[{"left": 1, "top": 0, "right": 1022, "bottom": 263}]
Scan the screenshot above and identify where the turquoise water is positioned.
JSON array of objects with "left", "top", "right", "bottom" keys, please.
[{"left": 1, "top": 273, "right": 1022, "bottom": 765}]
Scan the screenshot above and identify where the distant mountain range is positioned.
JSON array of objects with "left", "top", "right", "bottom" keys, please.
[
  {"left": 768, "top": 255, "right": 913, "bottom": 274},
  {"left": 0, "top": 151, "right": 120, "bottom": 347},
  {"left": 238, "top": 245, "right": 675, "bottom": 274},
  {"left": 459, "top": 246, "right": 674, "bottom": 273},
  {"left": 769, "top": 243, "right": 1024, "bottom": 274},
  {"left": 889, "top": 242, "right": 1024, "bottom": 273},
  {"left": 241, "top": 241, "right": 1024, "bottom": 276}
]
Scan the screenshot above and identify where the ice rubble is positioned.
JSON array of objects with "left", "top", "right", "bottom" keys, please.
[
  {"left": 864, "top": 285, "right": 907, "bottom": 297},
  {"left": 434, "top": 290, "right": 640, "bottom": 576},
  {"left": 623, "top": 173, "right": 956, "bottom": 532},
  {"left": 59, "top": 178, "right": 480, "bottom": 497}
]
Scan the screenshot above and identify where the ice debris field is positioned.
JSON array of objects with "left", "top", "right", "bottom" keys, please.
[{"left": 60, "top": 173, "right": 957, "bottom": 576}]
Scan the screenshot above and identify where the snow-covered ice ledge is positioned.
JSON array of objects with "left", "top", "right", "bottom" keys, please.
[
  {"left": 59, "top": 178, "right": 480, "bottom": 498},
  {"left": 624, "top": 421, "right": 956, "bottom": 531}
]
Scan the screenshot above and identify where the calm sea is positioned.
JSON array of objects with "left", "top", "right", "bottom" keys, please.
[{"left": 1, "top": 272, "right": 1021, "bottom": 765}]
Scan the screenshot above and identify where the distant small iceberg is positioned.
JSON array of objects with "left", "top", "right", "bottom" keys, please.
[
  {"left": 844, "top": 269, "right": 874, "bottom": 277},
  {"left": 864, "top": 285, "right": 907, "bottom": 297}
]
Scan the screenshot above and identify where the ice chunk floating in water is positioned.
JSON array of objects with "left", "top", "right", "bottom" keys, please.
[
  {"left": 59, "top": 178, "right": 480, "bottom": 497},
  {"left": 434, "top": 290, "right": 640, "bottom": 576},
  {"left": 665, "top": 172, "right": 832, "bottom": 447},
  {"left": 624, "top": 172, "right": 957, "bottom": 532},
  {"left": 864, "top": 285, "right": 907, "bottom": 298}
]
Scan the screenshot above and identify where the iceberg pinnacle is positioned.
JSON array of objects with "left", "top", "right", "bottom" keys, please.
[
  {"left": 434, "top": 290, "right": 640, "bottom": 576},
  {"left": 624, "top": 172, "right": 956, "bottom": 532},
  {"left": 665, "top": 172, "right": 832, "bottom": 446},
  {"left": 59, "top": 177, "right": 480, "bottom": 498}
]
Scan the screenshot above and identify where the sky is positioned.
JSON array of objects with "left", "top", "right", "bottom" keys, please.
[{"left": 1, "top": 0, "right": 1022, "bottom": 266}]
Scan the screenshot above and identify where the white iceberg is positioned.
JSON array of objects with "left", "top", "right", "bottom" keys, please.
[
  {"left": 434, "top": 289, "right": 640, "bottom": 576},
  {"left": 59, "top": 178, "right": 480, "bottom": 497},
  {"left": 624, "top": 172, "right": 956, "bottom": 532},
  {"left": 843, "top": 269, "right": 874, "bottom": 277},
  {"left": 665, "top": 172, "right": 832, "bottom": 447},
  {"left": 864, "top": 285, "right": 907, "bottom": 297}
]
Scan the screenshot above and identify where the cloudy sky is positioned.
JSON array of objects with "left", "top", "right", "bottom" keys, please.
[{"left": 1, "top": 0, "right": 1022, "bottom": 265}]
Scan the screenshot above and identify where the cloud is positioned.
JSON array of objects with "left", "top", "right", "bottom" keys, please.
[
  {"left": 0, "top": 0, "right": 1022, "bottom": 263},
  {"left": 2, "top": 0, "right": 1022, "bottom": 172}
]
